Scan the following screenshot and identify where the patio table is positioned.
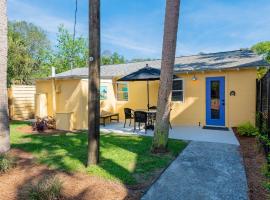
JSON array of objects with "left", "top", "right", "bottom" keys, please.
[{"left": 135, "top": 109, "right": 157, "bottom": 130}]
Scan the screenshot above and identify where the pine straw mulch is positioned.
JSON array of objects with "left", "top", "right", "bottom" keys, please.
[
  {"left": 0, "top": 149, "right": 143, "bottom": 200},
  {"left": 233, "top": 128, "right": 270, "bottom": 200}
]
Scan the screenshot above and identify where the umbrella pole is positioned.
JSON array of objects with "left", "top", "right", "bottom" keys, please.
[{"left": 147, "top": 80, "right": 150, "bottom": 110}]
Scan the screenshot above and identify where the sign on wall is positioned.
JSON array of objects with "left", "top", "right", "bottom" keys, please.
[{"left": 100, "top": 86, "right": 108, "bottom": 100}]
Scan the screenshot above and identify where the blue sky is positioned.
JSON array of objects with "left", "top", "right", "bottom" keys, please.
[{"left": 8, "top": 0, "right": 270, "bottom": 59}]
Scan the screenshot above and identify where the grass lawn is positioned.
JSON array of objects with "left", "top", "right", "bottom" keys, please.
[{"left": 10, "top": 121, "right": 187, "bottom": 185}]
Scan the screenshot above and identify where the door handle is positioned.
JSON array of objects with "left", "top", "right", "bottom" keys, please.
[{"left": 222, "top": 99, "right": 225, "bottom": 106}]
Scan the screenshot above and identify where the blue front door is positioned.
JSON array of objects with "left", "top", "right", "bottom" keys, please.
[{"left": 206, "top": 77, "right": 225, "bottom": 126}]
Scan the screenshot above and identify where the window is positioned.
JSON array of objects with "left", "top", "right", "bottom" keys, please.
[
  {"left": 100, "top": 86, "right": 108, "bottom": 100},
  {"left": 172, "top": 78, "right": 184, "bottom": 101},
  {"left": 117, "top": 82, "right": 128, "bottom": 101}
]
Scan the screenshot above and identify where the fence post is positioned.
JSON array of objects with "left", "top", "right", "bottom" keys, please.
[
  {"left": 260, "top": 78, "right": 263, "bottom": 132},
  {"left": 267, "top": 72, "right": 270, "bottom": 136},
  {"left": 266, "top": 72, "right": 270, "bottom": 164},
  {"left": 7, "top": 88, "right": 14, "bottom": 119},
  {"left": 256, "top": 78, "right": 263, "bottom": 132}
]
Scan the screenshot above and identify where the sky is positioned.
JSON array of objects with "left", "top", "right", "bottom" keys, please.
[{"left": 7, "top": 0, "right": 270, "bottom": 60}]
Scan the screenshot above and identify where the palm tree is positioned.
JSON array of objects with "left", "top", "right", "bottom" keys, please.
[
  {"left": 0, "top": 0, "right": 10, "bottom": 153},
  {"left": 87, "top": 0, "right": 100, "bottom": 166},
  {"left": 152, "top": 0, "right": 181, "bottom": 153}
]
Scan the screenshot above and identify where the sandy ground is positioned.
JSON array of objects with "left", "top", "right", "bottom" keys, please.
[{"left": 0, "top": 149, "right": 142, "bottom": 200}]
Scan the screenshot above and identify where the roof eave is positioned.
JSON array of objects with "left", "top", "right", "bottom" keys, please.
[{"left": 173, "top": 65, "right": 261, "bottom": 74}]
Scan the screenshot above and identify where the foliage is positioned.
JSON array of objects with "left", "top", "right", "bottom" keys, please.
[
  {"left": 7, "top": 21, "right": 127, "bottom": 83},
  {"left": 10, "top": 121, "right": 187, "bottom": 185},
  {"left": 263, "top": 181, "right": 270, "bottom": 192},
  {"left": 32, "top": 116, "right": 56, "bottom": 132},
  {"left": 262, "top": 158, "right": 270, "bottom": 192},
  {"left": 51, "top": 25, "right": 88, "bottom": 74},
  {"left": 237, "top": 122, "right": 258, "bottom": 136},
  {"left": 27, "top": 175, "right": 62, "bottom": 200},
  {"left": 0, "top": 154, "right": 15, "bottom": 173},
  {"left": 251, "top": 41, "right": 270, "bottom": 79},
  {"left": 257, "top": 67, "right": 269, "bottom": 79},
  {"left": 252, "top": 41, "right": 270, "bottom": 60},
  {"left": 101, "top": 51, "right": 125, "bottom": 65},
  {"left": 8, "top": 21, "right": 51, "bottom": 86}
]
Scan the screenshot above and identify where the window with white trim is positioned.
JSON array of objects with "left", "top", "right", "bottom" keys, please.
[
  {"left": 117, "top": 82, "right": 128, "bottom": 101},
  {"left": 172, "top": 78, "right": 184, "bottom": 101}
]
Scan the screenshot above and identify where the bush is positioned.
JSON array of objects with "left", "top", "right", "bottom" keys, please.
[
  {"left": 263, "top": 181, "right": 270, "bottom": 192},
  {"left": 28, "top": 175, "right": 63, "bottom": 200},
  {"left": 237, "top": 122, "right": 258, "bottom": 136},
  {"left": 0, "top": 154, "right": 15, "bottom": 173}
]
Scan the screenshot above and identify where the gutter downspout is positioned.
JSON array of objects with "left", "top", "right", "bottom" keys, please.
[{"left": 51, "top": 67, "right": 56, "bottom": 117}]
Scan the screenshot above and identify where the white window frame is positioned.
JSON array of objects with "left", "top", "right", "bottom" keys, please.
[
  {"left": 172, "top": 78, "right": 184, "bottom": 102},
  {"left": 116, "top": 82, "right": 129, "bottom": 101}
]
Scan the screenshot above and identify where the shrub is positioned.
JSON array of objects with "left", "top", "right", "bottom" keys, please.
[
  {"left": 237, "top": 122, "right": 258, "bottom": 136},
  {"left": 263, "top": 181, "right": 270, "bottom": 192},
  {"left": 28, "top": 175, "right": 63, "bottom": 200},
  {"left": 0, "top": 154, "right": 15, "bottom": 173}
]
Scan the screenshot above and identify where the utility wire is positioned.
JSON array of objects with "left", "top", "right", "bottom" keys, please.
[
  {"left": 73, "top": 0, "right": 78, "bottom": 42},
  {"left": 71, "top": 0, "right": 78, "bottom": 73}
]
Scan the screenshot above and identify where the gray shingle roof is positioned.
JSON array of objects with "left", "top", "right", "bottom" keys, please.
[{"left": 55, "top": 50, "right": 269, "bottom": 79}]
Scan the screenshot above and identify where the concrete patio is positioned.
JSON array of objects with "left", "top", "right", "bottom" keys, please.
[{"left": 100, "top": 122, "right": 239, "bottom": 145}]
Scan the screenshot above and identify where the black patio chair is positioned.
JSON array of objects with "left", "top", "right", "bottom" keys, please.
[
  {"left": 148, "top": 106, "right": 157, "bottom": 126},
  {"left": 124, "top": 108, "right": 134, "bottom": 128},
  {"left": 134, "top": 111, "right": 147, "bottom": 133}
]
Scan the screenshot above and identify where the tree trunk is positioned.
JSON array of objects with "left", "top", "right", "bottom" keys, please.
[
  {"left": 87, "top": 0, "right": 100, "bottom": 166},
  {"left": 152, "top": 0, "right": 180, "bottom": 153},
  {"left": 0, "top": 0, "right": 10, "bottom": 154}
]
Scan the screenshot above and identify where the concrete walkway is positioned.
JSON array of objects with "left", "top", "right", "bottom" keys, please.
[
  {"left": 142, "top": 141, "right": 248, "bottom": 200},
  {"left": 100, "top": 123, "right": 239, "bottom": 145}
]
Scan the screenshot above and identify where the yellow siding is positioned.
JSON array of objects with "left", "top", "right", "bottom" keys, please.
[
  {"left": 35, "top": 80, "right": 53, "bottom": 116},
  {"left": 35, "top": 68, "right": 257, "bottom": 130},
  {"left": 99, "top": 79, "right": 116, "bottom": 113},
  {"left": 35, "top": 93, "right": 48, "bottom": 118},
  {"left": 170, "top": 69, "right": 257, "bottom": 127},
  {"left": 227, "top": 69, "right": 257, "bottom": 127},
  {"left": 55, "top": 79, "right": 83, "bottom": 130},
  {"left": 56, "top": 112, "right": 74, "bottom": 131},
  {"left": 113, "top": 69, "right": 257, "bottom": 127}
]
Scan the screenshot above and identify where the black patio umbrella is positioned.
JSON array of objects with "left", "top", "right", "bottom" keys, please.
[{"left": 117, "top": 64, "right": 163, "bottom": 110}]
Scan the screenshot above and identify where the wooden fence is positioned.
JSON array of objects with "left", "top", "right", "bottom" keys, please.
[
  {"left": 256, "top": 70, "right": 270, "bottom": 156},
  {"left": 8, "top": 85, "right": 36, "bottom": 120}
]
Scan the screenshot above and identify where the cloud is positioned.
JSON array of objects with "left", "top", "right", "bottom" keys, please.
[
  {"left": 176, "top": 0, "right": 270, "bottom": 55},
  {"left": 8, "top": 0, "right": 159, "bottom": 57},
  {"left": 8, "top": 0, "right": 87, "bottom": 36},
  {"left": 102, "top": 33, "right": 159, "bottom": 55},
  {"left": 7, "top": 0, "right": 270, "bottom": 59}
]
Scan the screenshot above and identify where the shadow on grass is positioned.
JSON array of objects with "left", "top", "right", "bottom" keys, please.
[
  {"left": 11, "top": 122, "right": 187, "bottom": 185},
  {"left": 11, "top": 120, "right": 32, "bottom": 126}
]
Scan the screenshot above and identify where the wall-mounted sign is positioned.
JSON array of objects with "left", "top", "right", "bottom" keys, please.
[{"left": 100, "top": 86, "right": 108, "bottom": 100}]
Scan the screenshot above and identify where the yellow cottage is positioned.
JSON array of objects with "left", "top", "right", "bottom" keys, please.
[{"left": 35, "top": 50, "right": 269, "bottom": 131}]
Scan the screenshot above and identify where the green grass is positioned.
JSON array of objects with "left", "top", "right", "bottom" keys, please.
[{"left": 10, "top": 121, "right": 187, "bottom": 185}]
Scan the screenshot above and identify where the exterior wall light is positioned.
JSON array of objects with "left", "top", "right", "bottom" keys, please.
[{"left": 192, "top": 74, "right": 197, "bottom": 81}]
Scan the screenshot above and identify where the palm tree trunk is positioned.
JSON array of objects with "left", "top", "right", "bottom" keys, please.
[
  {"left": 0, "top": 0, "right": 10, "bottom": 153},
  {"left": 152, "top": 0, "right": 180, "bottom": 153},
  {"left": 87, "top": 0, "right": 100, "bottom": 166}
]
